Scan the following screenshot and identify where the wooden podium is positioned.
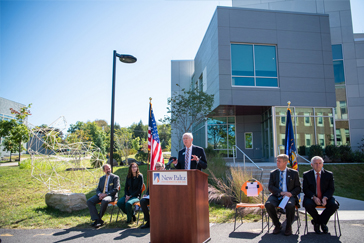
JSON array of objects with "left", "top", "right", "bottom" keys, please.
[{"left": 149, "top": 169, "right": 210, "bottom": 243}]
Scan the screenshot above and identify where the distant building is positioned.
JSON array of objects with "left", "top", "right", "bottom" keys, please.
[
  {"left": 0, "top": 97, "right": 28, "bottom": 157},
  {"left": 171, "top": 0, "right": 363, "bottom": 161}
]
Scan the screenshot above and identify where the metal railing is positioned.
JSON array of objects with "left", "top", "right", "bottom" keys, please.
[
  {"left": 277, "top": 144, "right": 311, "bottom": 163},
  {"left": 232, "top": 145, "right": 263, "bottom": 181}
]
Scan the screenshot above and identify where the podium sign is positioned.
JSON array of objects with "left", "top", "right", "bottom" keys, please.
[
  {"left": 149, "top": 169, "right": 210, "bottom": 243},
  {"left": 152, "top": 171, "right": 188, "bottom": 185}
]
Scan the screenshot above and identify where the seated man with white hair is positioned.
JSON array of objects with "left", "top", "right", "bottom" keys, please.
[{"left": 303, "top": 156, "right": 339, "bottom": 234}]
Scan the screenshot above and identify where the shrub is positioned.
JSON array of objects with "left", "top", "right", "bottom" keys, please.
[
  {"left": 298, "top": 145, "right": 306, "bottom": 156},
  {"left": 135, "top": 151, "right": 148, "bottom": 162},
  {"left": 308, "top": 145, "right": 324, "bottom": 160},
  {"left": 90, "top": 152, "right": 105, "bottom": 168},
  {"left": 352, "top": 150, "right": 364, "bottom": 162},
  {"left": 112, "top": 152, "right": 122, "bottom": 164},
  {"left": 325, "top": 145, "right": 340, "bottom": 162},
  {"left": 204, "top": 145, "right": 218, "bottom": 160},
  {"left": 339, "top": 145, "right": 352, "bottom": 162}
]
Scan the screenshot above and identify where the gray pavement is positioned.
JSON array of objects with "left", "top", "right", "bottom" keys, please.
[
  {"left": 1, "top": 220, "right": 364, "bottom": 242},
  {"left": 1, "top": 195, "right": 364, "bottom": 242}
]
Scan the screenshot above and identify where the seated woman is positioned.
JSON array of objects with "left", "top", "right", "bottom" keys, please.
[{"left": 117, "top": 162, "right": 143, "bottom": 223}]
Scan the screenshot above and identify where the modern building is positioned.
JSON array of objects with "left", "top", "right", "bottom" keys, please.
[
  {"left": 171, "top": 0, "right": 363, "bottom": 161},
  {"left": 0, "top": 97, "right": 28, "bottom": 157}
]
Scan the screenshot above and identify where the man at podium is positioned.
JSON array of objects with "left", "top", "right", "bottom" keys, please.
[{"left": 172, "top": 132, "right": 207, "bottom": 171}]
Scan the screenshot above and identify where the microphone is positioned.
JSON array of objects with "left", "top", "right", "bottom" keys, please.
[{"left": 166, "top": 157, "right": 176, "bottom": 169}]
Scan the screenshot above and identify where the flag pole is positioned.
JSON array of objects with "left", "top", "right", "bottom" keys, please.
[{"left": 147, "top": 97, "right": 152, "bottom": 191}]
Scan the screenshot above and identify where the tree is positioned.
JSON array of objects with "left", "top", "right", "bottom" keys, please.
[
  {"left": 132, "top": 120, "right": 147, "bottom": 140},
  {"left": 158, "top": 123, "right": 171, "bottom": 150},
  {"left": 0, "top": 104, "right": 32, "bottom": 162},
  {"left": 114, "top": 127, "right": 132, "bottom": 162},
  {"left": 161, "top": 84, "right": 214, "bottom": 151}
]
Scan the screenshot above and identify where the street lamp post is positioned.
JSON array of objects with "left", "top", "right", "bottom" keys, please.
[{"left": 110, "top": 50, "right": 137, "bottom": 173}]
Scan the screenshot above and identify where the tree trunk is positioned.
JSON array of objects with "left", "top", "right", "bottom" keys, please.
[{"left": 9, "top": 153, "right": 12, "bottom": 162}]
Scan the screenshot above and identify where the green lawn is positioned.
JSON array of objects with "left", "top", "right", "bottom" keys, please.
[
  {"left": 298, "top": 164, "right": 364, "bottom": 201},
  {"left": 0, "top": 164, "right": 237, "bottom": 229},
  {"left": 1, "top": 163, "right": 361, "bottom": 229}
]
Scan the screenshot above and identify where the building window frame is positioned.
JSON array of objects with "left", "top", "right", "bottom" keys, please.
[{"left": 231, "top": 43, "right": 278, "bottom": 88}]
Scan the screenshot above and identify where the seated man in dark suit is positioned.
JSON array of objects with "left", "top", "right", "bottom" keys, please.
[
  {"left": 303, "top": 156, "right": 339, "bottom": 234},
  {"left": 87, "top": 164, "right": 120, "bottom": 228},
  {"left": 139, "top": 162, "right": 165, "bottom": 229},
  {"left": 172, "top": 132, "right": 207, "bottom": 171},
  {"left": 265, "top": 154, "right": 301, "bottom": 236}
]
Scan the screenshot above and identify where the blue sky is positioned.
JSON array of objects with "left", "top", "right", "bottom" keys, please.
[{"left": 1, "top": 0, "right": 363, "bottom": 130}]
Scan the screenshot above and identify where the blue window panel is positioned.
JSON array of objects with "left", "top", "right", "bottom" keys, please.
[
  {"left": 232, "top": 77, "right": 254, "bottom": 86},
  {"left": 255, "top": 45, "right": 277, "bottom": 77},
  {"left": 207, "top": 117, "right": 226, "bottom": 124},
  {"left": 231, "top": 44, "right": 254, "bottom": 76},
  {"left": 333, "top": 60, "right": 345, "bottom": 84},
  {"left": 256, "top": 78, "right": 278, "bottom": 87},
  {"left": 332, "top": 44, "right": 343, "bottom": 60}
]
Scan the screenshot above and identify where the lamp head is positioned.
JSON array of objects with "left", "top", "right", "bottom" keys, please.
[{"left": 118, "top": 54, "right": 137, "bottom": 64}]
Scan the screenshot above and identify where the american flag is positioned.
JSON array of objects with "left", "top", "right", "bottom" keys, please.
[{"left": 148, "top": 102, "right": 163, "bottom": 170}]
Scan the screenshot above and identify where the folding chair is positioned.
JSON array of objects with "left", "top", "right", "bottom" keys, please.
[
  {"left": 304, "top": 203, "right": 341, "bottom": 236},
  {"left": 96, "top": 185, "right": 121, "bottom": 223},
  {"left": 133, "top": 183, "right": 146, "bottom": 225},
  {"left": 267, "top": 204, "right": 301, "bottom": 234},
  {"left": 234, "top": 179, "right": 267, "bottom": 232}
]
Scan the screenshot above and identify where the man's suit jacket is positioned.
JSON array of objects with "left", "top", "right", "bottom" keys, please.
[
  {"left": 268, "top": 168, "right": 301, "bottom": 204},
  {"left": 175, "top": 145, "right": 207, "bottom": 171},
  {"left": 303, "top": 169, "right": 335, "bottom": 201},
  {"left": 96, "top": 173, "right": 120, "bottom": 200}
]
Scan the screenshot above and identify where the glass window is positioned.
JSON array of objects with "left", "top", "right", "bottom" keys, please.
[
  {"left": 231, "top": 43, "right": 278, "bottom": 87},
  {"left": 315, "top": 108, "right": 331, "bottom": 116},
  {"left": 207, "top": 117, "right": 236, "bottom": 157},
  {"left": 231, "top": 44, "right": 254, "bottom": 76},
  {"left": 228, "top": 117, "right": 235, "bottom": 124},
  {"left": 208, "top": 125, "right": 227, "bottom": 149},
  {"left": 245, "top": 132, "right": 253, "bottom": 149},
  {"left": 254, "top": 45, "right": 277, "bottom": 77},
  {"left": 207, "top": 117, "right": 226, "bottom": 124},
  {"left": 256, "top": 78, "right": 278, "bottom": 87},
  {"left": 332, "top": 44, "right": 343, "bottom": 60},
  {"left": 296, "top": 108, "right": 313, "bottom": 116},
  {"left": 333, "top": 60, "right": 345, "bottom": 84},
  {"left": 232, "top": 77, "right": 254, "bottom": 86}
]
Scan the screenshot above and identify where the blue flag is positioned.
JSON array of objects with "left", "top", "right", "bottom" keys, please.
[{"left": 285, "top": 109, "right": 298, "bottom": 171}]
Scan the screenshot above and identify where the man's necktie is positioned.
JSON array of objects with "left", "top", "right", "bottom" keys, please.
[
  {"left": 185, "top": 148, "right": 189, "bottom": 170},
  {"left": 278, "top": 171, "right": 283, "bottom": 200},
  {"left": 279, "top": 171, "right": 284, "bottom": 191},
  {"left": 316, "top": 172, "right": 322, "bottom": 199},
  {"left": 103, "top": 175, "right": 108, "bottom": 194}
]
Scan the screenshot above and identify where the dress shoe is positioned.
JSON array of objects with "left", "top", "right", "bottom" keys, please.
[
  {"left": 95, "top": 219, "right": 104, "bottom": 228},
  {"left": 314, "top": 223, "right": 321, "bottom": 234},
  {"left": 91, "top": 220, "right": 97, "bottom": 227},
  {"left": 141, "top": 221, "right": 150, "bottom": 229},
  {"left": 273, "top": 224, "right": 281, "bottom": 234},
  {"left": 321, "top": 224, "right": 329, "bottom": 234},
  {"left": 284, "top": 226, "right": 292, "bottom": 236}
]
